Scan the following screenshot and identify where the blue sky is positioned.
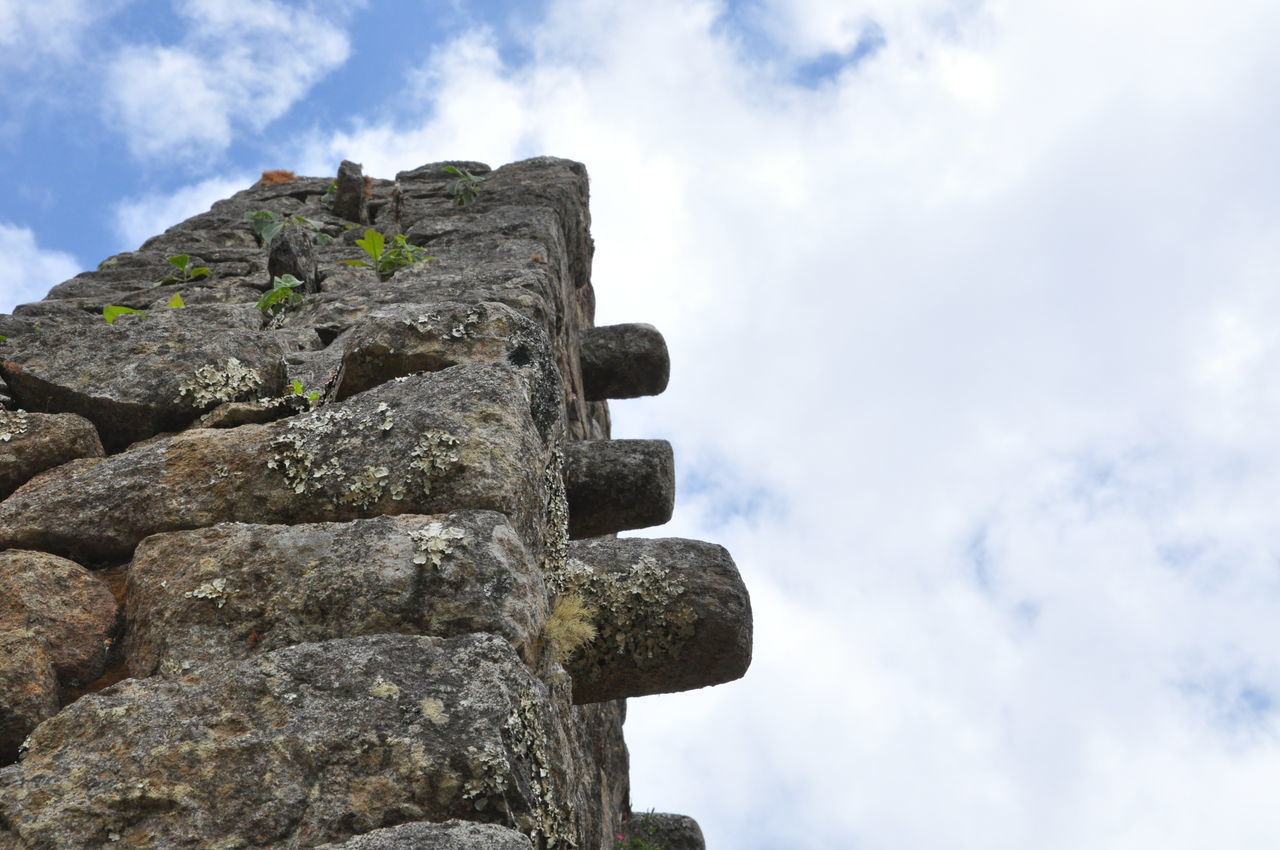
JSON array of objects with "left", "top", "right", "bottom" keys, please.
[{"left": 7, "top": 1, "right": 1280, "bottom": 847}]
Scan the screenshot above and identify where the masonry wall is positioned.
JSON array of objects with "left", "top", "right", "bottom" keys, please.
[{"left": 0, "top": 157, "right": 751, "bottom": 849}]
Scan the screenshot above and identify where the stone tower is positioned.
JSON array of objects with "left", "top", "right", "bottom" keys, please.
[{"left": 0, "top": 157, "right": 752, "bottom": 849}]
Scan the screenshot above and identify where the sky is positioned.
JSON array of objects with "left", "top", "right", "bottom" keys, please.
[{"left": 5, "top": 0, "right": 1280, "bottom": 847}]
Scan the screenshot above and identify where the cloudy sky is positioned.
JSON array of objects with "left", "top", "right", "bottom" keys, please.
[{"left": 6, "top": 0, "right": 1280, "bottom": 846}]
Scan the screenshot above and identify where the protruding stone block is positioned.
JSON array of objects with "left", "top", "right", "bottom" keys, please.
[
  {"left": 125, "top": 512, "right": 549, "bottom": 675},
  {"left": 0, "top": 634, "right": 582, "bottom": 849},
  {"left": 267, "top": 221, "right": 319, "bottom": 293},
  {"left": 0, "top": 410, "right": 103, "bottom": 500},
  {"left": 0, "top": 550, "right": 120, "bottom": 762},
  {"left": 580, "top": 323, "right": 670, "bottom": 400},
  {"left": 332, "top": 159, "right": 368, "bottom": 223},
  {"left": 0, "top": 306, "right": 287, "bottom": 452},
  {"left": 563, "top": 439, "right": 674, "bottom": 538},
  {"left": 0, "top": 364, "right": 551, "bottom": 563},
  {"left": 315, "top": 821, "right": 534, "bottom": 850},
  {"left": 619, "top": 813, "right": 705, "bottom": 850},
  {"left": 552, "top": 537, "right": 751, "bottom": 704}
]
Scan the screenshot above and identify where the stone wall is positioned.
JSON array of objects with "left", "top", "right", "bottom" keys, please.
[{"left": 0, "top": 157, "right": 751, "bottom": 849}]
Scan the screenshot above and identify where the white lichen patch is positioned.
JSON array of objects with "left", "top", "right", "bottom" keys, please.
[
  {"left": 346, "top": 465, "right": 392, "bottom": 509},
  {"left": 541, "top": 449, "right": 568, "bottom": 573},
  {"left": 407, "top": 521, "right": 466, "bottom": 567},
  {"left": 177, "top": 358, "right": 264, "bottom": 408},
  {"left": 0, "top": 409, "right": 30, "bottom": 442},
  {"left": 461, "top": 743, "right": 510, "bottom": 807},
  {"left": 183, "top": 577, "right": 230, "bottom": 608},
  {"left": 409, "top": 430, "right": 461, "bottom": 493},
  {"left": 369, "top": 677, "right": 401, "bottom": 699},
  {"left": 505, "top": 687, "right": 576, "bottom": 848},
  {"left": 376, "top": 402, "right": 394, "bottom": 431},
  {"left": 406, "top": 307, "right": 483, "bottom": 338},
  {"left": 546, "top": 555, "right": 696, "bottom": 673}
]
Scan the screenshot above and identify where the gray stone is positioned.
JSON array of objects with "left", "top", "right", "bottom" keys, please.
[
  {"left": 563, "top": 440, "right": 675, "bottom": 538},
  {"left": 0, "top": 411, "right": 103, "bottom": 500},
  {"left": 620, "top": 812, "right": 705, "bottom": 850},
  {"left": 314, "top": 820, "right": 534, "bottom": 850},
  {"left": 0, "top": 634, "right": 584, "bottom": 849},
  {"left": 268, "top": 222, "right": 319, "bottom": 293},
  {"left": 125, "top": 511, "right": 549, "bottom": 675},
  {"left": 0, "top": 551, "right": 120, "bottom": 763},
  {"left": 551, "top": 537, "right": 752, "bottom": 704},
  {"left": 333, "top": 159, "right": 368, "bottom": 223},
  {"left": 0, "top": 363, "right": 552, "bottom": 563},
  {"left": 580, "top": 323, "right": 670, "bottom": 401},
  {"left": 0, "top": 305, "right": 287, "bottom": 452}
]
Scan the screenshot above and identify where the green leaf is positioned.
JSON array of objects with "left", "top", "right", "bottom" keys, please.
[
  {"left": 313, "top": 232, "right": 334, "bottom": 246},
  {"left": 355, "top": 228, "right": 384, "bottom": 262},
  {"left": 340, "top": 259, "right": 372, "bottom": 268},
  {"left": 0, "top": 335, "right": 7, "bottom": 342},
  {"left": 290, "top": 379, "right": 304, "bottom": 395},
  {"left": 166, "top": 292, "right": 186, "bottom": 308},
  {"left": 443, "top": 166, "right": 461, "bottom": 175},
  {"left": 189, "top": 266, "right": 211, "bottom": 279},
  {"left": 103, "top": 306, "right": 146, "bottom": 324},
  {"left": 166, "top": 254, "right": 190, "bottom": 271}
]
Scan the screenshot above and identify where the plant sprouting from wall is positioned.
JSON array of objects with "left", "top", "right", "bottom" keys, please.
[
  {"left": 256, "top": 274, "right": 304, "bottom": 317},
  {"left": 160, "top": 254, "right": 210, "bottom": 284},
  {"left": 341, "top": 228, "right": 432, "bottom": 281},
  {"left": 444, "top": 166, "right": 486, "bottom": 206},
  {"left": 542, "top": 594, "right": 598, "bottom": 664},
  {"left": 245, "top": 211, "right": 334, "bottom": 246},
  {"left": 103, "top": 305, "right": 146, "bottom": 324}
]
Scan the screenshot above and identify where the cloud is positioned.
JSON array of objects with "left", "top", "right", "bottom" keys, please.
[
  {"left": 0, "top": 224, "right": 82, "bottom": 312},
  {"left": 202, "top": 0, "right": 1280, "bottom": 845},
  {"left": 112, "top": 173, "right": 256, "bottom": 250},
  {"left": 0, "top": 0, "right": 120, "bottom": 66},
  {"left": 103, "top": 0, "right": 356, "bottom": 160}
]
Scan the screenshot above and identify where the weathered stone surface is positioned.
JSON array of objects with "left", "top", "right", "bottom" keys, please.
[
  {"left": 563, "top": 440, "right": 675, "bottom": 538},
  {"left": 0, "top": 633, "right": 56, "bottom": 765},
  {"left": 0, "top": 306, "right": 287, "bottom": 451},
  {"left": 0, "top": 410, "right": 103, "bottom": 500},
  {"left": 0, "top": 634, "right": 584, "bottom": 849},
  {"left": 0, "top": 363, "right": 551, "bottom": 563},
  {"left": 580, "top": 324, "right": 670, "bottom": 400},
  {"left": 552, "top": 538, "right": 751, "bottom": 704},
  {"left": 0, "top": 551, "right": 119, "bottom": 763},
  {"left": 193, "top": 395, "right": 309, "bottom": 428},
  {"left": 268, "top": 222, "right": 319, "bottom": 293},
  {"left": 620, "top": 812, "right": 705, "bottom": 850},
  {"left": 333, "top": 159, "right": 368, "bottom": 223},
  {"left": 125, "top": 511, "right": 549, "bottom": 675},
  {"left": 314, "top": 820, "right": 534, "bottom": 850}
]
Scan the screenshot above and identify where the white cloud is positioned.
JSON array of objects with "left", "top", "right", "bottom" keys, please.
[
  {"left": 0, "top": 224, "right": 82, "bottom": 312},
  {"left": 0, "top": 0, "right": 118, "bottom": 65},
  {"left": 282, "top": 0, "right": 1280, "bottom": 846},
  {"left": 104, "top": 0, "right": 355, "bottom": 160},
  {"left": 112, "top": 173, "right": 256, "bottom": 250}
]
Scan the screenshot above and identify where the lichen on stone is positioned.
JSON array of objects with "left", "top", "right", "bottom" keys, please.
[
  {"left": 546, "top": 555, "right": 696, "bottom": 675},
  {"left": 183, "top": 577, "right": 230, "bottom": 608},
  {"left": 407, "top": 521, "right": 466, "bottom": 567},
  {"left": 0, "top": 409, "right": 30, "bottom": 442},
  {"left": 504, "top": 686, "right": 576, "bottom": 848},
  {"left": 409, "top": 430, "right": 462, "bottom": 494},
  {"left": 177, "top": 358, "right": 264, "bottom": 409},
  {"left": 541, "top": 448, "right": 568, "bottom": 573}
]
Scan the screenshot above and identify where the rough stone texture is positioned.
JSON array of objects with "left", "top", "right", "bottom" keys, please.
[
  {"left": 0, "top": 551, "right": 120, "bottom": 763},
  {"left": 580, "top": 323, "right": 670, "bottom": 400},
  {"left": 125, "top": 512, "right": 549, "bottom": 675},
  {"left": 269, "top": 222, "right": 320, "bottom": 293},
  {"left": 563, "top": 439, "right": 675, "bottom": 539},
  {"left": 553, "top": 538, "right": 752, "bottom": 704},
  {"left": 0, "top": 363, "right": 551, "bottom": 564},
  {"left": 0, "top": 305, "right": 287, "bottom": 452},
  {"left": 0, "top": 633, "right": 57, "bottom": 766},
  {"left": 0, "top": 410, "right": 103, "bottom": 500},
  {"left": 620, "top": 812, "right": 705, "bottom": 850},
  {"left": 314, "top": 820, "right": 534, "bottom": 850},
  {"left": 0, "top": 634, "right": 587, "bottom": 849},
  {"left": 333, "top": 159, "right": 369, "bottom": 223}
]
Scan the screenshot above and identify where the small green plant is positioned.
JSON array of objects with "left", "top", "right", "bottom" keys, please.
[
  {"left": 321, "top": 181, "right": 337, "bottom": 210},
  {"left": 245, "top": 211, "right": 334, "bottom": 247},
  {"left": 443, "top": 165, "right": 486, "bottom": 206},
  {"left": 160, "top": 254, "right": 210, "bottom": 284},
  {"left": 0, "top": 335, "right": 8, "bottom": 343},
  {"left": 103, "top": 305, "right": 146, "bottom": 324},
  {"left": 166, "top": 292, "right": 186, "bottom": 308},
  {"left": 340, "top": 228, "right": 432, "bottom": 281},
  {"left": 289, "top": 379, "right": 321, "bottom": 402},
  {"left": 615, "top": 811, "right": 663, "bottom": 850},
  {"left": 256, "top": 274, "right": 304, "bottom": 316}
]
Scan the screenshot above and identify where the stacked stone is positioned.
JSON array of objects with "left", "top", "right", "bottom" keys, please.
[{"left": 0, "top": 158, "right": 751, "bottom": 849}]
